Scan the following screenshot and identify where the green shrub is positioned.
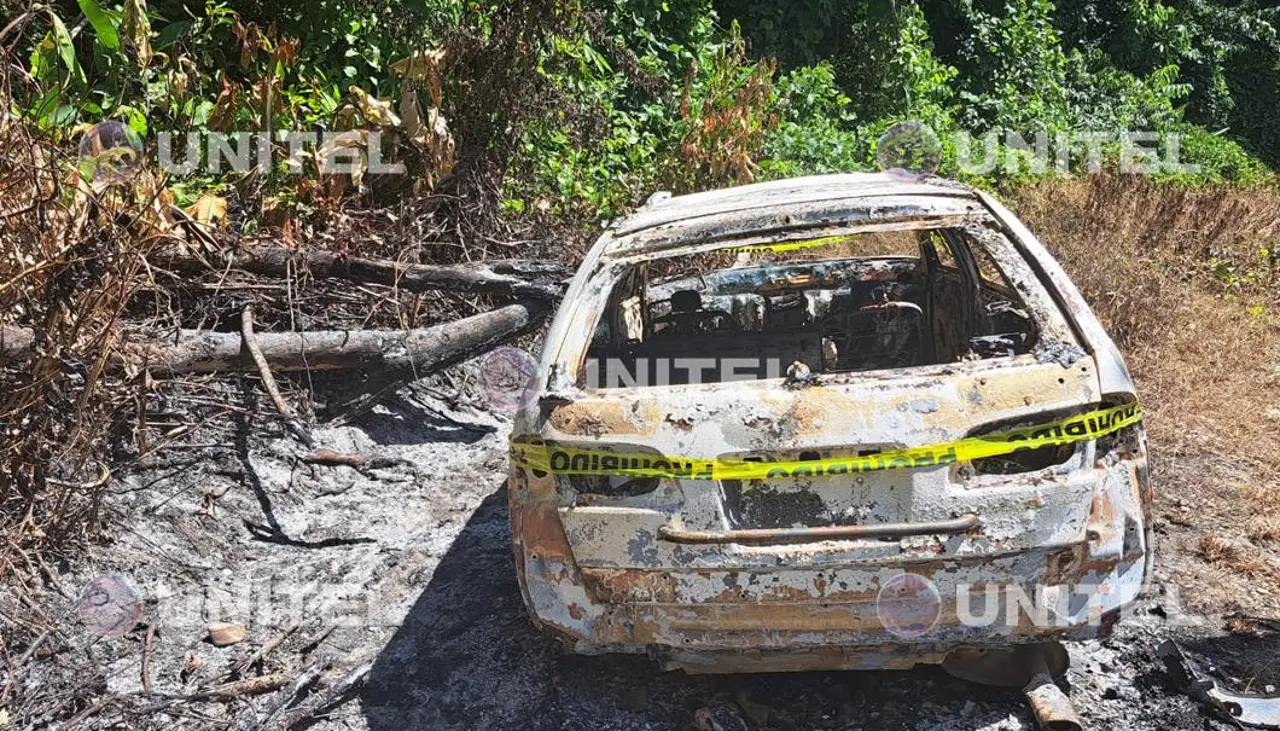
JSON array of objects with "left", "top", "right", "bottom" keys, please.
[
  {"left": 760, "top": 65, "right": 865, "bottom": 177},
  {"left": 1159, "top": 126, "right": 1274, "bottom": 186}
]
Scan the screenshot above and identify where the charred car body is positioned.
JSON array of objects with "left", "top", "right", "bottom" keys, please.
[{"left": 508, "top": 173, "right": 1152, "bottom": 673}]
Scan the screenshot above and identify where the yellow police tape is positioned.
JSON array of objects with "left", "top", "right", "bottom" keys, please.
[
  {"left": 511, "top": 402, "right": 1142, "bottom": 481},
  {"left": 723, "top": 234, "right": 850, "bottom": 255}
]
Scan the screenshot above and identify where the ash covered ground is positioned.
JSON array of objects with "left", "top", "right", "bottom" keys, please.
[{"left": 23, "top": 368, "right": 1278, "bottom": 731}]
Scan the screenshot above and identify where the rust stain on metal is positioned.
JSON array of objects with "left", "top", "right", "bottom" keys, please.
[{"left": 549, "top": 400, "right": 661, "bottom": 437}]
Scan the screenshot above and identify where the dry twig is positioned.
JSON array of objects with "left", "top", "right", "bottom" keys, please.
[
  {"left": 141, "top": 622, "right": 156, "bottom": 695},
  {"left": 163, "top": 247, "right": 569, "bottom": 299},
  {"left": 1, "top": 302, "right": 549, "bottom": 376},
  {"left": 235, "top": 654, "right": 334, "bottom": 731},
  {"left": 301, "top": 449, "right": 408, "bottom": 471},
  {"left": 241, "top": 305, "right": 313, "bottom": 447},
  {"left": 280, "top": 661, "right": 373, "bottom": 728},
  {"left": 197, "top": 672, "right": 293, "bottom": 700},
  {"left": 230, "top": 623, "right": 300, "bottom": 679}
]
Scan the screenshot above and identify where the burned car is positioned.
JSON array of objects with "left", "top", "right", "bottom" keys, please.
[{"left": 508, "top": 173, "right": 1151, "bottom": 673}]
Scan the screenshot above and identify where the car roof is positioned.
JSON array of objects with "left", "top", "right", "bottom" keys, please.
[{"left": 606, "top": 173, "right": 981, "bottom": 253}]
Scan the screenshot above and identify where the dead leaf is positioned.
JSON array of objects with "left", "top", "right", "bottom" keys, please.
[
  {"left": 232, "top": 17, "right": 267, "bottom": 68},
  {"left": 422, "top": 107, "right": 455, "bottom": 181},
  {"left": 208, "top": 622, "right": 246, "bottom": 646},
  {"left": 274, "top": 36, "right": 300, "bottom": 67},
  {"left": 262, "top": 197, "right": 292, "bottom": 230},
  {"left": 317, "top": 130, "right": 369, "bottom": 190},
  {"left": 185, "top": 194, "right": 227, "bottom": 226},
  {"left": 332, "top": 104, "right": 360, "bottom": 131},
  {"left": 397, "top": 84, "right": 454, "bottom": 186},
  {"left": 349, "top": 87, "right": 401, "bottom": 128},
  {"left": 170, "top": 69, "right": 189, "bottom": 99},
  {"left": 400, "top": 86, "right": 423, "bottom": 140},
  {"left": 179, "top": 654, "right": 202, "bottom": 683},
  {"left": 208, "top": 72, "right": 239, "bottom": 131},
  {"left": 390, "top": 48, "right": 446, "bottom": 107},
  {"left": 256, "top": 77, "right": 283, "bottom": 128},
  {"left": 390, "top": 48, "right": 446, "bottom": 80},
  {"left": 121, "top": 0, "right": 154, "bottom": 68}
]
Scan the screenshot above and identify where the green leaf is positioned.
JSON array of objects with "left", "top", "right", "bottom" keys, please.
[
  {"left": 154, "top": 21, "right": 192, "bottom": 50},
  {"left": 29, "top": 35, "right": 55, "bottom": 82},
  {"left": 47, "top": 104, "right": 79, "bottom": 128},
  {"left": 27, "top": 87, "right": 62, "bottom": 122},
  {"left": 49, "top": 14, "right": 86, "bottom": 84},
  {"left": 191, "top": 100, "right": 215, "bottom": 126},
  {"left": 77, "top": 0, "right": 120, "bottom": 51},
  {"left": 115, "top": 105, "right": 148, "bottom": 137}
]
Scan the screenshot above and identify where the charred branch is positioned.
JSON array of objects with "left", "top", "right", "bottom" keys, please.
[
  {"left": 161, "top": 247, "right": 570, "bottom": 299},
  {"left": 0, "top": 302, "right": 549, "bottom": 378}
]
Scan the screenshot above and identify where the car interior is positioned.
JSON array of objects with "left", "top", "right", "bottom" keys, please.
[{"left": 581, "top": 227, "right": 1041, "bottom": 387}]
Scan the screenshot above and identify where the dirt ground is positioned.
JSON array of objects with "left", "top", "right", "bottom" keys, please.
[{"left": 7, "top": 357, "right": 1278, "bottom": 731}]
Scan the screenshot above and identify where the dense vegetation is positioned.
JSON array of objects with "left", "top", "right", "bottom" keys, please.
[{"left": 5, "top": 0, "right": 1278, "bottom": 225}]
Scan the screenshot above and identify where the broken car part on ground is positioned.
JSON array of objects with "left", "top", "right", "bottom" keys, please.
[
  {"left": 1161, "top": 639, "right": 1280, "bottom": 729},
  {"left": 507, "top": 173, "right": 1153, "bottom": 675}
]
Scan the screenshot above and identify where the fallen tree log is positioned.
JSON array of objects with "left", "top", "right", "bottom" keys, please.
[
  {"left": 0, "top": 301, "right": 549, "bottom": 377},
  {"left": 161, "top": 247, "right": 570, "bottom": 299}
]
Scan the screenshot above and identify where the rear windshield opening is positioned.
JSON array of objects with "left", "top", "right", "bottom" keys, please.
[{"left": 581, "top": 227, "right": 1042, "bottom": 389}]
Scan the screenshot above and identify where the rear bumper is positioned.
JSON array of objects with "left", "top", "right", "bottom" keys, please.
[
  {"left": 521, "top": 546, "right": 1140, "bottom": 671},
  {"left": 509, "top": 452, "right": 1151, "bottom": 673}
]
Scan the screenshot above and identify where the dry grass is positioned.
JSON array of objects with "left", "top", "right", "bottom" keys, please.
[
  {"left": 1247, "top": 517, "right": 1280, "bottom": 543},
  {"left": 1008, "top": 176, "right": 1280, "bottom": 615},
  {"left": 1240, "top": 484, "right": 1280, "bottom": 542},
  {"left": 1196, "top": 535, "right": 1271, "bottom": 578},
  {"left": 0, "top": 86, "right": 170, "bottom": 566},
  {"left": 1238, "top": 483, "right": 1280, "bottom": 512}
]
